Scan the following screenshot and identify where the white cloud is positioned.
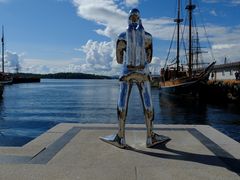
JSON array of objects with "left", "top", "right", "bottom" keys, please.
[
  {"left": 212, "top": 43, "right": 238, "bottom": 50},
  {"left": 3, "top": 51, "right": 55, "bottom": 74},
  {"left": 71, "top": 0, "right": 176, "bottom": 75},
  {"left": 164, "top": 23, "right": 240, "bottom": 64},
  {"left": 73, "top": 0, "right": 128, "bottom": 39},
  {"left": 23, "top": 65, "right": 50, "bottom": 74},
  {"left": 73, "top": 0, "right": 175, "bottom": 40},
  {"left": 71, "top": 0, "right": 240, "bottom": 75},
  {"left": 202, "top": 0, "right": 240, "bottom": 6},
  {"left": 4, "top": 51, "right": 21, "bottom": 72},
  {"left": 80, "top": 40, "right": 114, "bottom": 71},
  {"left": 210, "top": 43, "right": 240, "bottom": 64},
  {"left": 125, "top": 0, "right": 139, "bottom": 7},
  {"left": 20, "top": 58, "right": 73, "bottom": 74},
  {"left": 72, "top": 40, "right": 119, "bottom": 75},
  {"left": 1, "top": 0, "right": 238, "bottom": 75},
  {"left": 143, "top": 18, "right": 174, "bottom": 40},
  {"left": 231, "top": 0, "right": 240, "bottom": 5},
  {"left": 200, "top": 24, "right": 240, "bottom": 62},
  {"left": 148, "top": 57, "right": 162, "bottom": 75}
]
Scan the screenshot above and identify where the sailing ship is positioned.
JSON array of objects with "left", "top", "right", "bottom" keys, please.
[
  {"left": 0, "top": 26, "right": 13, "bottom": 85},
  {"left": 159, "top": 0, "right": 215, "bottom": 97},
  {"left": 0, "top": 26, "right": 14, "bottom": 97}
]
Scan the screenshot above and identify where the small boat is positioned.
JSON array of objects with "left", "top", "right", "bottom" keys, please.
[
  {"left": 0, "top": 72, "right": 13, "bottom": 84},
  {"left": 159, "top": 0, "right": 216, "bottom": 97}
]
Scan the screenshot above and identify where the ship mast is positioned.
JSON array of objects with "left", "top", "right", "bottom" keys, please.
[
  {"left": 196, "top": 31, "right": 199, "bottom": 70},
  {"left": 174, "top": 0, "right": 183, "bottom": 75},
  {"left": 186, "top": 0, "right": 195, "bottom": 77},
  {"left": 1, "top": 26, "right": 4, "bottom": 73}
]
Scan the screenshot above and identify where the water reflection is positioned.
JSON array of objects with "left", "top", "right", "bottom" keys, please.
[
  {"left": 157, "top": 91, "right": 240, "bottom": 142},
  {"left": 0, "top": 79, "right": 239, "bottom": 146},
  {"left": 158, "top": 94, "right": 208, "bottom": 125},
  {"left": 0, "top": 97, "right": 4, "bottom": 121}
]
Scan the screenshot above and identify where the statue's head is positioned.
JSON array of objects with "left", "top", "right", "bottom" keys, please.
[{"left": 128, "top": 8, "right": 140, "bottom": 24}]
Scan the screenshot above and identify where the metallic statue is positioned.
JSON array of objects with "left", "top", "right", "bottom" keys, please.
[{"left": 100, "top": 9, "right": 170, "bottom": 148}]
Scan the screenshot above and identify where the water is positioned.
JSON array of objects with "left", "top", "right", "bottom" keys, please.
[{"left": 0, "top": 79, "right": 239, "bottom": 146}]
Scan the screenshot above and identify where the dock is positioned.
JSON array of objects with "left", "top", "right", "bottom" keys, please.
[
  {"left": 202, "top": 80, "right": 240, "bottom": 102},
  {"left": 0, "top": 123, "right": 239, "bottom": 179},
  {"left": 12, "top": 76, "right": 40, "bottom": 84}
]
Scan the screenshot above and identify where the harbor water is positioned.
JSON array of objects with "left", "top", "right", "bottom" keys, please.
[{"left": 0, "top": 79, "right": 239, "bottom": 146}]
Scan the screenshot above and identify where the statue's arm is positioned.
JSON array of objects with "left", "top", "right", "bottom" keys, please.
[
  {"left": 145, "top": 32, "right": 153, "bottom": 63},
  {"left": 116, "top": 33, "right": 126, "bottom": 64}
]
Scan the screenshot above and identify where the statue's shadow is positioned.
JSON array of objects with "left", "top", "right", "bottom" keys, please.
[{"left": 124, "top": 142, "right": 240, "bottom": 175}]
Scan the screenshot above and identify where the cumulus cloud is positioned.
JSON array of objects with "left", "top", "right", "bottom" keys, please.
[
  {"left": 148, "top": 57, "right": 162, "bottom": 75},
  {"left": 2, "top": 51, "right": 74, "bottom": 74},
  {"left": 70, "top": 40, "right": 118, "bottom": 75},
  {"left": 73, "top": 0, "right": 174, "bottom": 40},
  {"left": 73, "top": 0, "right": 128, "bottom": 39},
  {"left": 4, "top": 51, "right": 21, "bottom": 72},
  {"left": 72, "top": 0, "right": 176, "bottom": 75},
  {"left": 79, "top": 40, "right": 114, "bottom": 71},
  {"left": 71, "top": 0, "right": 240, "bottom": 76}
]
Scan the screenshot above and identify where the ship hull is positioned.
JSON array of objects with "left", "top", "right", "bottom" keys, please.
[
  {"left": 0, "top": 84, "right": 3, "bottom": 97},
  {"left": 159, "top": 62, "right": 215, "bottom": 98}
]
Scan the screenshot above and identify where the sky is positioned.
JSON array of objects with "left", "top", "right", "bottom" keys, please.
[{"left": 0, "top": 0, "right": 239, "bottom": 75}]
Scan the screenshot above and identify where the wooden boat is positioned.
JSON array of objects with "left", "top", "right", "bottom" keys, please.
[
  {"left": 0, "top": 72, "right": 13, "bottom": 84},
  {"left": 160, "top": 62, "right": 215, "bottom": 96},
  {"left": 159, "top": 0, "right": 216, "bottom": 97}
]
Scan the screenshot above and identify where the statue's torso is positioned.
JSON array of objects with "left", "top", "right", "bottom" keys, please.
[{"left": 117, "top": 23, "right": 152, "bottom": 78}]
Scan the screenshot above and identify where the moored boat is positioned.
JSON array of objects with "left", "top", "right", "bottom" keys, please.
[
  {"left": 159, "top": 0, "right": 216, "bottom": 97},
  {"left": 0, "top": 72, "right": 13, "bottom": 84}
]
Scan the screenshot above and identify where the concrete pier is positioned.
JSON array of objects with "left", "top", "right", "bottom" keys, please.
[{"left": 0, "top": 123, "right": 239, "bottom": 179}]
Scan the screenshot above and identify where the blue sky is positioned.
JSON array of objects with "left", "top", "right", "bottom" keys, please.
[{"left": 0, "top": 0, "right": 239, "bottom": 75}]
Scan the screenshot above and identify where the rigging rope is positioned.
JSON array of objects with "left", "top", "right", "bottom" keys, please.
[
  {"left": 181, "top": 13, "right": 188, "bottom": 66},
  {"left": 195, "top": 0, "right": 216, "bottom": 62},
  {"left": 164, "top": 24, "right": 177, "bottom": 69}
]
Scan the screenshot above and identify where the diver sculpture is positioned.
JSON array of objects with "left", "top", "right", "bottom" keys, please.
[{"left": 100, "top": 8, "right": 170, "bottom": 148}]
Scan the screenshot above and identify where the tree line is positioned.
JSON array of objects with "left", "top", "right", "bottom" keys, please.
[{"left": 11, "top": 72, "right": 113, "bottom": 79}]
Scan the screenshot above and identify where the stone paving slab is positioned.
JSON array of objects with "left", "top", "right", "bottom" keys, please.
[{"left": 0, "top": 123, "right": 239, "bottom": 180}]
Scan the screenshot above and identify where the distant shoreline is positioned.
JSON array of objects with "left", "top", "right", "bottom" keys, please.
[{"left": 11, "top": 72, "right": 117, "bottom": 80}]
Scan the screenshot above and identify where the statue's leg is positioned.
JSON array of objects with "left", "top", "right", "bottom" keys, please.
[
  {"left": 117, "top": 81, "right": 132, "bottom": 145},
  {"left": 137, "top": 81, "right": 154, "bottom": 139},
  {"left": 137, "top": 81, "right": 171, "bottom": 148},
  {"left": 100, "top": 81, "right": 132, "bottom": 148}
]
